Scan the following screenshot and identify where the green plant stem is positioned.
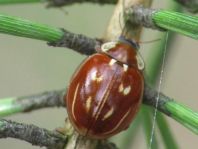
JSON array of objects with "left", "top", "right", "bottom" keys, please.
[
  {"left": 0, "top": 14, "right": 63, "bottom": 43},
  {"left": 129, "top": 6, "right": 198, "bottom": 39},
  {"left": 0, "top": 0, "right": 40, "bottom": 4},
  {"left": 156, "top": 112, "right": 180, "bottom": 148},
  {"left": 165, "top": 101, "right": 198, "bottom": 134},
  {"left": 141, "top": 106, "right": 158, "bottom": 149},
  {"left": 152, "top": 10, "right": 198, "bottom": 39},
  {"left": 120, "top": 111, "right": 142, "bottom": 149},
  {"left": 157, "top": 113, "right": 178, "bottom": 148}
]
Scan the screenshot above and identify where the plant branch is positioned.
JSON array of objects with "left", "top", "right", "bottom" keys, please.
[
  {"left": 143, "top": 85, "right": 198, "bottom": 135},
  {"left": 47, "top": 0, "right": 117, "bottom": 7},
  {"left": 49, "top": 29, "right": 101, "bottom": 55},
  {"left": 0, "top": 14, "right": 100, "bottom": 55},
  {"left": 0, "top": 0, "right": 117, "bottom": 6},
  {"left": 0, "top": 119, "right": 118, "bottom": 149},
  {"left": 126, "top": 6, "right": 198, "bottom": 39},
  {"left": 0, "top": 84, "right": 197, "bottom": 134},
  {"left": 0, "top": 7, "right": 196, "bottom": 58},
  {"left": 0, "top": 119, "right": 67, "bottom": 149},
  {"left": 0, "top": 90, "right": 65, "bottom": 117}
]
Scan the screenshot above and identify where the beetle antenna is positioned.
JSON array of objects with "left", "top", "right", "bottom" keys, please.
[
  {"left": 120, "top": 0, "right": 129, "bottom": 37},
  {"left": 138, "top": 38, "right": 161, "bottom": 44},
  {"left": 119, "top": 13, "right": 124, "bottom": 36}
]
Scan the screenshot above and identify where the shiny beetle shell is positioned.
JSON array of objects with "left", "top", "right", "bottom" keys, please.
[{"left": 66, "top": 38, "right": 144, "bottom": 139}]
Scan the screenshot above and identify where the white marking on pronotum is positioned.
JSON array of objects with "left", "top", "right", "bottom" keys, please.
[
  {"left": 123, "top": 64, "right": 128, "bottom": 72},
  {"left": 103, "top": 108, "right": 131, "bottom": 135},
  {"left": 72, "top": 83, "right": 80, "bottom": 121},
  {"left": 123, "top": 86, "right": 131, "bottom": 95},
  {"left": 109, "top": 59, "right": 117, "bottom": 66},
  {"left": 149, "top": 32, "right": 169, "bottom": 149},
  {"left": 136, "top": 52, "right": 144, "bottom": 70},
  {"left": 91, "top": 71, "right": 103, "bottom": 82},
  {"left": 85, "top": 96, "right": 92, "bottom": 112},
  {"left": 102, "top": 107, "right": 114, "bottom": 120},
  {"left": 101, "top": 41, "right": 117, "bottom": 52}
]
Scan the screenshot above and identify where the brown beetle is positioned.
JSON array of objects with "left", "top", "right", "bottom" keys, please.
[{"left": 66, "top": 37, "right": 144, "bottom": 139}]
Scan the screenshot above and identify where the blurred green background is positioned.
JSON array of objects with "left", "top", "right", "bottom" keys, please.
[{"left": 0, "top": 1, "right": 197, "bottom": 149}]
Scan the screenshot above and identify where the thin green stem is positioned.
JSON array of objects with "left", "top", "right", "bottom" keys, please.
[
  {"left": 121, "top": 111, "right": 142, "bottom": 149},
  {"left": 141, "top": 106, "right": 158, "bottom": 149},
  {"left": 0, "top": 14, "right": 63, "bottom": 43},
  {"left": 156, "top": 114, "right": 178, "bottom": 149}
]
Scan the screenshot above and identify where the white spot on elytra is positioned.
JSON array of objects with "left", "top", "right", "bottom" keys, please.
[
  {"left": 123, "top": 86, "right": 131, "bottom": 95},
  {"left": 109, "top": 59, "right": 117, "bottom": 66},
  {"left": 118, "top": 84, "right": 131, "bottom": 96},
  {"left": 91, "top": 71, "right": 103, "bottom": 82},
  {"left": 85, "top": 96, "right": 92, "bottom": 112},
  {"left": 103, "top": 108, "right": 131, "bottom": 135},
  {"left": 102, "top": 107, "right": 114, "bottom": 120},
  {"left": 123, "top": 64, "right": 128, "bottom": 72},
  {"left": 118, "top": 83, "right": 124, "bottom": 92}
]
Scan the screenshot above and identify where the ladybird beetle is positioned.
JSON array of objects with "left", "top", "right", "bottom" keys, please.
[{"left": 66, "top": 36, "right": 144, "bottom": 139}]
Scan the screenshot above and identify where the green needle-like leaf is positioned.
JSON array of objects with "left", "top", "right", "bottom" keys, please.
[
  {"left": 0, "top": 97, "right": 22, "bottom": 117},
  {"left": 165, "top": 101, "right": 198, "bottom": 134},
  {"left": 0, "top": 14, "right": 63, "bottom": 42},
  {"left": 152, "top": 10, "right": 198, "bottom": 39}
]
